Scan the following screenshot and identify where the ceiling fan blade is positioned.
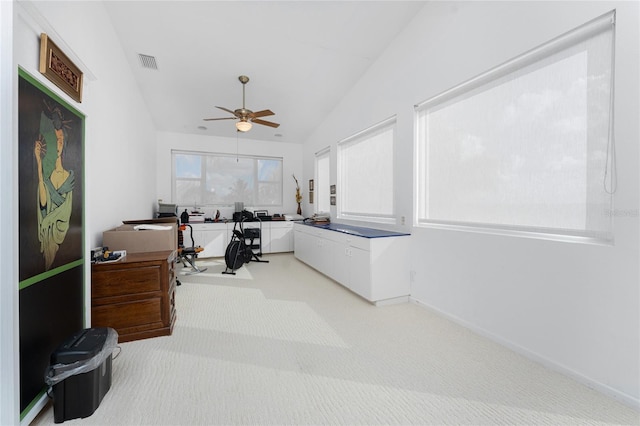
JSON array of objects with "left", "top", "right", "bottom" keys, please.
[
  {"left": 252, "top": 118, "right": 280, "bottom": 128},
  {"left": 250, "top": 109, "right": 275, "bottom": 118},
  {"left": 215, "top": 106, "right": 237, "bottom": 116},
  {"left": 203, "top": 117, "right": 237, "bottom": 121}
]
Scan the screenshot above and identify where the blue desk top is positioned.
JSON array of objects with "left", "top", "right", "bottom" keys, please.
[{"left": 300, "top": 222, "right": 410, "bottom": 238}]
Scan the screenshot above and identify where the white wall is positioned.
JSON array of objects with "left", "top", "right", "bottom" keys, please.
[
  {"left": 12, "top": 1, "right": 158, "bottom": 423},
  {"left": 155, "top": 131, "right": 303, "bottom": 219},
  {"left": 303, "top": 1, "right": 639, "bottom": 407},
  {"left": 17, "top": 1, "right": 158, "bottom": 249}
]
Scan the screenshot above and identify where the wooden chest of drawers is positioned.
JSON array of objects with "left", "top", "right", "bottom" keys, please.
[{"left": 91, "top": 250, "right": 177, "bottom": 343}]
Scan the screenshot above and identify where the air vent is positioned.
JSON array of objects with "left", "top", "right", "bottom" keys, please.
[{"left": 138, "top": 54, "right": 158, "bottom": 70}]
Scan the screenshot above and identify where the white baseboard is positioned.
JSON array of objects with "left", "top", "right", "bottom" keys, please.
[
  {"left": 409, "top": 296, "right": 640, "bottom": 411},
  {"left": 373, "top": 295, "right": 409, "bottom": 306}
]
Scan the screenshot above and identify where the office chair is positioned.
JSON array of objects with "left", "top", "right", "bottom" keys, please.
[{"left": 177, "top": 224, "right": 207, "bottom": 275}]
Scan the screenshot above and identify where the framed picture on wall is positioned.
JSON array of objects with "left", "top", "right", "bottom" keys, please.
[
  {"left": 330, "top": 196, "right": 336, "bottom": 206},
  {"left": 19, "top": 68, "right": 84, "bottom": 280},
  {"left": 330, "top": 184, "right": 336, "bottom": 194},
  {"left": 39, "top": 33, "right": 83, "bottom": 103},
  {"left": 309, "top": 191, "right": 314, "bottom": 204},
  {"left": 309, "top": 179, "right": 314, "bottom": 191}
]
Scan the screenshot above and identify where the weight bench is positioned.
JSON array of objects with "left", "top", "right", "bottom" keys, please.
[{"left": 177, "top": 224, "right": 207, "bottom": 275}]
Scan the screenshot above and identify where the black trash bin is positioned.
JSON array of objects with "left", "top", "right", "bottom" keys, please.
[{"left": 45, "top": 327, "right": 118, "bottom": 423}]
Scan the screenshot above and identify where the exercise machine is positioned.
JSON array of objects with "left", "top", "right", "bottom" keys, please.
[{"left": 222, "top": 216, "right": 268, "bottom": 275}]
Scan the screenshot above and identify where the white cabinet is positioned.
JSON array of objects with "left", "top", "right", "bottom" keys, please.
[
  {"left": 322, "top": 229, "right": 348, "bottom": 283},
  {"left": 294, "top": 223, "right": 335, "bottom": 273},
  {"left": 293, "top": 223, "right": 410, "bottom": 305},
  {"left": 293, "top": 225, "right": 314, "bottom": 265},
  {"left": 316, "top": 234, "right": 337, "bottom": 277},
  {"left": 325, "top": 231, "right": 372, "bottom": 299},
  {"left": 268, "top": 221, "right": 294, "bottom": 253},
  {"left": 190, "top": 221, "right": 294, "bottom": 258},
  {"left": 189, "top": 223, "right": 228, "bottom": 258}
]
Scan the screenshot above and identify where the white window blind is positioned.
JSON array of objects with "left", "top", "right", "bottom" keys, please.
[
  {"left": 172, "top": 150, "right": 283, "bottom": 207},
  {"left": 315, "top": 148, "right": 330, "bottom": 213},
  {"left": 338, "top": 117, "right": 396, "bottom": 223},
  {"left": 415, "top": 11, "right": 615, "bottom": 242}
]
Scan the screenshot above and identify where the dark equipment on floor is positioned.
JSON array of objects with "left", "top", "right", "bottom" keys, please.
[
  {"left": 223, "top": 216, "right": 268, "bottom": 275},
  {"left": 177, "top": 223, "right": 207, "bottom": 275},
  {"left": 45, "top": 327, "right": 118, "bottom": 423}
]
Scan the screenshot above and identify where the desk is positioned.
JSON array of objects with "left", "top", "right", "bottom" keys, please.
[{"left": 91, "top": 250, "right": 176, "bottom": 342}]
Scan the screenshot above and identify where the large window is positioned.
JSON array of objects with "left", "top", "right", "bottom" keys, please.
[
  {"left": 415, "top": 11, "right": 615, "bottom": 242},
  {"left": 172, "top": 150, "right": 283, "bottom": 207},
  {"left": 315, "top": 148, "right": 330, "bottom": 213},
  {"left": 338, "top": 117, "right": 396, "bottom": 223}
]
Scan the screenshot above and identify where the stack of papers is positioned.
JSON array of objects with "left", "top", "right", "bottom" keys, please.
[{"left": 133, "top": 224, "right": 173, "bottom": 231}]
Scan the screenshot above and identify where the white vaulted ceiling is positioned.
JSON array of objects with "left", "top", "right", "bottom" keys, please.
[{"left": 103, "top": 1, "right": 427, "bottom": 143}]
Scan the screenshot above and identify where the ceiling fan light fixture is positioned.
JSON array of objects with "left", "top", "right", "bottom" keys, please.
[
  {"left": 236, "top": 120, "right": 252, "bottom": 132},
  {"left": 204, "top": 75, "right": 279, "bottom": 131}
]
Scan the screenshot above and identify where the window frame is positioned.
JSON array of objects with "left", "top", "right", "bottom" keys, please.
[
  {"left": 413, "top": 10, "right": 616, "bottom": 244},
  {"left": 314, "top": 147, "right": 331, "bottom": 215},
  {"left": 337, "top": 116, "right": 397, "bottom": 225},
  {"left": 171, "top": 149, "right": 284, "bottom": 208}
]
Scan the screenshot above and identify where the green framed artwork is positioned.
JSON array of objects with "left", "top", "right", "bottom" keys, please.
[
  {"left": 18, "top": 68, "right": 84, "bottom": 281},
  {"left": 18, "top": 68, "right": 85, "bottom": 416}
]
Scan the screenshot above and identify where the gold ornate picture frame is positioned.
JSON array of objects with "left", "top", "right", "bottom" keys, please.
[{"left": 39, "top": 33, "right": 83, "bottom": 103}]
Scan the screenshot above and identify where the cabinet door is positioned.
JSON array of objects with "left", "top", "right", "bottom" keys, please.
[
  {"left": 294, "top": 228, "right": 312, "bottom": 265},
  {"left": 315, "top": 235, "right": 336, "bottom": 277},
  {"left": 325, "top": 233, "right": 348, "bottom": 284},
  {"left": 330, "top": 244, "right": 349, "bottom": 284},
  {"left": 202, "top": 229, "right": 229, "bottom": 257},
  {"left": 188, "top": 223, "right": 229, "bottom": 258},
  {"left": 269, "top": 223, "right": 294, "bottom": 253}
]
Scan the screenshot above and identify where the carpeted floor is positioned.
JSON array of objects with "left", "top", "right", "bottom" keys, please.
[{"left": 32, "top": 253, "right": 639, "bottom": 425}]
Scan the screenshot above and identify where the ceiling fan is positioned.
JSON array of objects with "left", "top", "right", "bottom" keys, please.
[{"left": 204, "top": 75, "right": 280, "bottom": 132}]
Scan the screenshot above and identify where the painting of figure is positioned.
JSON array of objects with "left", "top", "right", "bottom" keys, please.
[{"left": 19, "top": 70, "right": 84, "bottom": 281}]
